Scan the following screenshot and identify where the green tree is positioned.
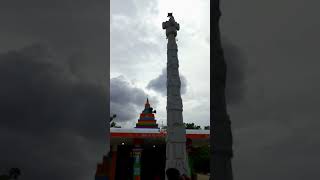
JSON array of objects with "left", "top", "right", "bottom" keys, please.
[
  {"left": 9, "top": 168, "right": 21, "bottom": 180},
  {"left": 0, "top": 168, "right": 21, "bottom": 180},
  {"left": 111, "top": 121, "right": 121, "bottom": 128},
  {"left": 111, "top": 121, "right": 116, "bottom": 127},
  {"left": 190, "top": 146, "right": 210, "bottom": 174},
  {"left": 184, "top": 123, "right": 201, "bottom": 129},
  {"left": 0, "top": 175, "right": 10, "bottom": 180}
]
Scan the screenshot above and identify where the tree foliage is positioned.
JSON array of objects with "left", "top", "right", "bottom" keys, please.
[
  {"left": 0, "top": 168, "right": 21, "bottom": 180},
  {"left": 111, "top": 121, "right": 121, "bottom": 128},
  {"left": 184, "top": 123, "right": 201, "bottom": 129},
  {"left": 189, "top": 146, "right": 210, "bottom": 174}
]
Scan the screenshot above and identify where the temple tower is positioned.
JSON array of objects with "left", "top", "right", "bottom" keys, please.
[
  {"left": 135, "top": 98, "right": 158, "bottom": 129},
  {"left": 162, "top": 13, "right": 189, "bottom": 176}
]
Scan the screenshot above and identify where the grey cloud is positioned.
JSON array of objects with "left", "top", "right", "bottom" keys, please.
[
  {"left": 146, "top": 68, "right": 187, "bottom": 96},
  {"left": 0, "top": 1, "right": 109, "bottom": 180},
  {"left": 110, "top": 76, "right": 159, "bottom": 122},
  {"left": 232, "top": 116, "right": 320, "bottom": 180},
  {"left": 110, "top": 0, "right": 164, "bottom": 75},
  {"left": 111, "top": 0, "right": 158, "bottom": 17},
  {"left": 110, "top": 20, "right": 163, "bottom": 72},
  {"left": 0, "top": 44, "right": 107, "bottom": 180},
  {"left": 220, "top": 0, "right": 320, "bottom": 179},
  {"left": 0, "top": 0, "right": 108, "bottom": 82},
  {"left": 111, "top": 0, "right": 138, "bottom": 17}
]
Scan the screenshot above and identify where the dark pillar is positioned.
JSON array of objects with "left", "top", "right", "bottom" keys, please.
[{"left": 211, "top": 0, "right": 234, "bottom": 180}]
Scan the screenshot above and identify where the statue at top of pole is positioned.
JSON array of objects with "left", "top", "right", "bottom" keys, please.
[{"left": 162, "top": 13, "right": 180, "bottom": 37}]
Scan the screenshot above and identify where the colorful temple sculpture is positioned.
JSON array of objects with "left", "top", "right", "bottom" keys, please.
[{"left": 135, "top": 98, "right": 158, "bottom": 129}]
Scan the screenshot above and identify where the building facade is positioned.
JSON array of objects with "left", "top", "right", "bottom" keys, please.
[{"left": 95, "top": 99, "right": 209, "bottom": 180}]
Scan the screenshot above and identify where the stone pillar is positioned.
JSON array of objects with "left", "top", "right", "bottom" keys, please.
[
  {"left": 162, "top": 13, "right": 189, "bottom": 177},
  {"left": 211, "top": 0, "right": 233, "bottom": 180}
]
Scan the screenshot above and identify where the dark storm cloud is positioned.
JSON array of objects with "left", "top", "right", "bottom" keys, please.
[
  {"left": 0, "top": 0, "right": 109, "bottom": 180},
  {"left": 0, "top": 44, "right": 108, "bottom": 180},
  {"left": 0, "top": 0, "right": 108, "bottom": 84},
  {"left": 222, "top": 39, "right": 248, "bottom": 106},
  {"left": 146, "top": 68, "right": 187, "bottom": 96},
  {"left": 220, "top": 0, "right": 320, "bottom": 179},
  {"left": 110, "top": 76, "right": 159, "bottom": 122}
]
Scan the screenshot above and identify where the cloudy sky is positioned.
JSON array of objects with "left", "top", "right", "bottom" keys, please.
[
  {"left": 220, "top": 0, "right": 320, "bottom": 179},
  {"left": 110, "top": 0, "right": 210, "bottom": 128},
  {"left": 1, "top": 0, "right": 320, "bottom": 180},
  {"left": 0, "top": 1, "right": 109, "bottom": 180}
]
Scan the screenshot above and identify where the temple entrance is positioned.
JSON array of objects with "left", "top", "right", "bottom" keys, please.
[
  {"left": 115, "top": 145, "right": 134, "bottom": 180},
  {"left": 140, "top": 144, "right": 166, "bottom": 180},
  {"left": 114, "top": 143, "right": 166, "bottom": 180}
]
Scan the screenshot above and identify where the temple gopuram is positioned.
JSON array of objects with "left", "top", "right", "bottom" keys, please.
[{"left": 135, "top": 98, "right": 158, "bottom": 129}]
